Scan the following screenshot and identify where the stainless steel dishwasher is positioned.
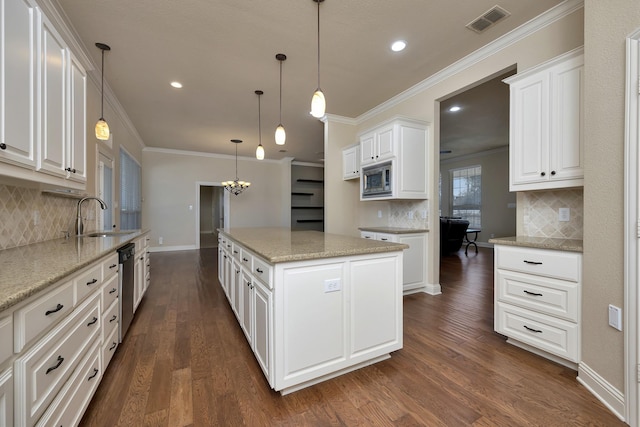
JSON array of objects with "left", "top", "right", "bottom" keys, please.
[{"left": 118, "top": 243, "right": 135, "bottom": 341}]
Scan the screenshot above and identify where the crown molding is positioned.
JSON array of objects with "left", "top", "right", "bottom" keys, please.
[
  {"left": 143, "top": 147, "right": 287, "bottom": 164},
  {"left": 356, "top": 0, "right": 584, "bottom": 124}
]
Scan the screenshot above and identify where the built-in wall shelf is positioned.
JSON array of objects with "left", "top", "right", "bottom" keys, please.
[{"left": 291, "top": 165, "right": 324, "bottom": 232}]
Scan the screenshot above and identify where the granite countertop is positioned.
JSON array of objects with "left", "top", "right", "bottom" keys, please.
[
  {"left": 358, "top": 226, "right": 429, "bottom": 234},
  {"left": 489, "top": 236, "right": 583, "bottom": 253},
  {"left": 0, "top": 230, "right": 148, "bottom": 312},
  {"left": 219, "top": 228, "right": 408, "bottom": 263}
]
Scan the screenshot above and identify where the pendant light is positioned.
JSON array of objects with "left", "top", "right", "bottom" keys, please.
[
  {"left": 95, "top": 42, "right": 111, "bottom": 140},
  {"left": 275, "top": 54, "right": 287, "bottom": 145},
  {"left": 255, "top": 90, "right": 265, "bottom": 160},
  {"left": 222, "top": 140, "right": 250, "bottom": 195},
  {"left": 310, "top": 0, "right": 326, "bottom": 118}
]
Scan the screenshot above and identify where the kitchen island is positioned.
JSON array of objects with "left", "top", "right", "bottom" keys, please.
[{"left": 217, "top": 228, "right": 407, "bottom": 394}]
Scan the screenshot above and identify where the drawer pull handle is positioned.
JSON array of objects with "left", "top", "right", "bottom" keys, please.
[
  {"left": 46, "top": 356, "right": 64, "bottom": 374},
  {"left": 109, "top": 263, "right": 117, "bottom": 269},
  {"left": 45, "top": 304, "right": 64, "bottom": 316},
  {"left": 87, "top": 317, "right": 98, "bottom": 326},
  {"left": 523, "top": 325, "right": 543, "bottom": 334},
  {"left": 523, "top": 260, "right": 543, "bottom": 265},
  {"left": 88, "top": 368, "right": 99, "bottom": 381},
  {"left": 247, "top": 281, "right": 251, "bottom": 287},
  {"left": 87, "top": 278, "right": 98, "bottom": 286},
  {"left": 109, "top": 287, "right": 117, "bottom": 294},
  {"left": 381, "top": 238, "right": 388, "bottom": 241},
  {"left": 256, "top": 268, "right": 264, "bottom": 274},
  {"left": 140, "top": 256, "right": 144, "bottom": 261},
  {"left": 109, "top": 342, "right": 117, "bottom": 351},
  {"left": 523, "top": 290, "right": 543, "bottom": 297},
  {"left": 110, "top": 315, "right": 117, "bottom": 323},
  {"left": 243, "top": 257, "right": 249, "bottom": 262},
  {"left": 234, "top": 250, "right": 239, "bottom": 254}
]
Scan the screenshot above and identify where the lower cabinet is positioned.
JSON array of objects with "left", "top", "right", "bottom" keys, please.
[
  {"left": 0, "top": 368, "right": 13, "bottom": 427},
  {"left": 493, "top": 244, "right": 582, "bottom": 367},
  {"left": 252, "top": 280, "right": 272, "bottom": 380},
  {"left": 133, "top": 233, "right": 151, "bottom": 313},
  {"left": 360, "top": 230, "right": 429, "bottom": 294}
]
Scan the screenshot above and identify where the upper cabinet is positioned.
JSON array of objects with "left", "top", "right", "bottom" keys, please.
[
  {"left": 358, "top": 117, "right": 430, "bottom": 201},
  {"left": 505, "top": 48, "right": 583, "bottom": 192},
  {"left": 0, "top": 0, "right": 38, "bottom": 170},
  {"left": 342, "top": 144, "right": 360, "bottom": 180},
  {"left": 0, "top": 1, "right": 87, "bottom": 189}
]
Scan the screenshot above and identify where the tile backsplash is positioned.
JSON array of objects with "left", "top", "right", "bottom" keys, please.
[
  {"left": 519, "top": 188, "right": 583, "bottom": 239},
  {"left": 0, "top": 184, "right": 97, "bottom": 250},
  {"left": 389, "top": 200, "right": 429, "bottom": 229}
]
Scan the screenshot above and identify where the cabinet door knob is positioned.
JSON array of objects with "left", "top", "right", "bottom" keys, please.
[
  {"left": 0, "top": 142, "right": 6, "bottom": 150},
  {"left": 540, "top": 172, "right": 546, "bottom": 177},
  {"left": 551, "top": 170, "right": 556, "bottom": 176}
]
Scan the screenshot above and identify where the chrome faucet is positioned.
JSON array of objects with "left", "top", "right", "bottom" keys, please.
[{"left": 76, "top": 197, "right": 107, "bottom": 235}]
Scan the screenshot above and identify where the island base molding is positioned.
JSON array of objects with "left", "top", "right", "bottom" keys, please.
[{"left": 279, "top": 354, "right": 391, "bottom": 395}]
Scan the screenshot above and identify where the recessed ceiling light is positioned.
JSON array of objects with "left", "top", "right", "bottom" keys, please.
[
  {"left": 448, "top": 105, "right": 461, "bottom": 112},
  {"left": 391, "top": 40, "right": 406, "bottom": 52},
  {"left": 170, "top": 81, "right": 183, "bottom": 89}
]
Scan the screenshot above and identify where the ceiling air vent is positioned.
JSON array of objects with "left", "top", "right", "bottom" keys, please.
[{"left": 466, "top": 5, "right": 510, "bottom": 34}]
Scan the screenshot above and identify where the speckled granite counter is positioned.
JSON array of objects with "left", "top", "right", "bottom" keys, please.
[
  {"left": 358, "top": 227, "right": 428, "bottom": 234},
  {"left": 0, "top": 230, "right": 147, "bottom": 312},
  {"left": 489, "top": 236, "right": 583, "bottom": 253},
  {"left": 219, "top": 228, "right": 408, "bottom": 263}
]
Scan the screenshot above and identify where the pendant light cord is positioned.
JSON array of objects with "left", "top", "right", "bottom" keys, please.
[
  {"left": 317, "top": 0, "right": 321, "bottom": 88},
  {"left": 279, "top": 60, "right": 283, "bottom": 123},
  {"left": 258, "top": 93, "right": 262, "bottom": 145},
  {"left": 100, "top": 48, "right": 105, "bottom": 118},
  {"left": 235, "top": 143, "right": 239, "bottom": 180}
]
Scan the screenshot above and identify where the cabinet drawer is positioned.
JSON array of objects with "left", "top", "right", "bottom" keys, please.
[
  {"left": 0, "top": 316, "right": 13, "bottom": 367},
  {"left": 37, "top": 340, "right": 101, "bottom": 427},
  {"left": 253, "top": 256, "right": 273, "bottom": 288},
  {"left": 495, "top": 245, "right": 581, "bottom": 282},
  {"left": 376, "top": 233, "right": 399, "bottom": 243},
  {"left": 240, "top": 251, "right": 252, "bottom": 269},
  {"left": 496, "top": 270, "right": 578, "bottom": 322},
  {"left": 495, "top": 302, "right": 578, "bottom": 362},
  {"left": 102, "top": 297, "right": 119, "bottom": 342},
  {"left": 14, "top": 280, "right": 74, "bottom": 353},
  {"left": 15, "top": 293, "right": 101, "bottom": 426},
  {"left": 360, "top": 231, "right": 376, "bottom": 240},
  {"left": 75, "top": 263, "right": 103, "bottom": 304},
  {"left": 232, "top": 243, "right": 242, "bottom": 262},
  {"left": 103, "top": 324, "right": 119, "bottom": 369},
  {"left": 101, "top": 274, "right": 119, "bottom": 313},
  {"left": 102, "top": 253, "right": 119, "bottom": 280}
]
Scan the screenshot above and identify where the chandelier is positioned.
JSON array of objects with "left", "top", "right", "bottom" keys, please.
[{"left": 222, "top": 139, "right": 250, "bottom": 195}]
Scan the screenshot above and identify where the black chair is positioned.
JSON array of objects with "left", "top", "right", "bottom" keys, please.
[{"left": 440, "top": 217, "right": 470, "bottom": 255}]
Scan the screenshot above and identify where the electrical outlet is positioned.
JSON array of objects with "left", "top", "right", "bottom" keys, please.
[
  {"left": 159, "top": 237, "right": 164, "bottom": 245},
  {"left": 377, "top": 210, "right": 382, "bottom": 218},
  {"left": 324, "top": 278, "right": 341, "bottom": 293},
  {"left": 608, "top": 304, "right": 622, "bottom": 331},
  {"left": 33, "top": 211, "right": 39, "bottom": 226},
  {"left": 558, "top": 208, "right": 570, "bottom": 222},
  {"left": 421, "top": 210, "right": 427, "bottom": 219},
  {"left": 407, "top": 211, "right": 414, "bottom": 219}
]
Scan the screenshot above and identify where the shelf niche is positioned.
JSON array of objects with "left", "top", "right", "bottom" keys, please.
[{"left": 291, "top": 164, "right": 324, "bottom": 231}]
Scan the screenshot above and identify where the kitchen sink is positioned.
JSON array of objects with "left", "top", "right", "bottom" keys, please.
[{"left": 83, "top": 231, "right": 135, "bottom": 237}]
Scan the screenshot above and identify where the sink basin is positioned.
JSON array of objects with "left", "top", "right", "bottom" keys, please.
[{"left": 83, "top": 231, "right": 134, "bottom": 238}]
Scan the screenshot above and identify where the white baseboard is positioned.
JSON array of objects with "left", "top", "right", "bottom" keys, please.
[
  {"left": 149, "top": 245, "right": 196, "bottom": 253},
  {"left": 577, "top": 362, "right": 626, "bottom": 422},
  {"left": 422, "top": 282, "right": 442, "bottom": 295}
]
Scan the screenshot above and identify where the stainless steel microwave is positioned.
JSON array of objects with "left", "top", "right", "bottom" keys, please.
[{"left": 362, "top": 161, "right": 392, "bottom": 198}]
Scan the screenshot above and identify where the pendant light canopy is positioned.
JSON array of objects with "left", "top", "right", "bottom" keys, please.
[
  {"left": 275, "top": 53, "right": 287, "bottom": 145},
  {"left": 95, "top": 42, "right": 111, "bottom": 141},
  {"left": 222, "top": 140, "right": 250, "bottom": 195},
  {"left": 255, "top": 90, "right": 265, "bottom": 160},
  {"left": 310, "top": 0, "right": 326, "bottom": 118}
]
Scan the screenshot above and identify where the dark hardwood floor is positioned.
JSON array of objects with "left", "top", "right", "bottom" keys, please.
[{"left": 80, "top": 247, "right": 625, "bottom": 426}]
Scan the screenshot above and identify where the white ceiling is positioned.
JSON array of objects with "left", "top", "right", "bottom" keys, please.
[{"left": 54, "top": 0, "right": 564, "bottom": 163}]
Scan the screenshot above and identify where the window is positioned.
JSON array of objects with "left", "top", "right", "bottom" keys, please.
[
  {"left": 120, "top": 148, "right": 141, "bottom": 230},
  {"left": 451, "top": 165, "right": 481, "bottom": 228}
]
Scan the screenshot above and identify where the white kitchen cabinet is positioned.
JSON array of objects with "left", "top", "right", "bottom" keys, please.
[
  {"left": 505, "top": 48, "right": 583, "bottom": 191},
  {"left": 66, "top": 52, "right": 87, "bottom": 183},
  {"left": 493, "top": 244, "right": 582, "bottom": 367},
  {"left": 0, "top": 315, "right": 13, "bottom": 367},
  {"left": 252, "top": 280, "right": 272, "bottom": 380},
  {"left": 0, "top": 368, "right": 13, "bottom": 427},
  {"left": 342, "top": 144, "right": 360, "bottom": 180},
  {"left": 133, "top": 234, "right": 151, "bottom": 312},
  {"left": 359, "top": 118, "right": 429, "bottom": 200},
  {"left": 360, "top": 123, "right": 394, "bottom": 166},
  {"left": 0, "top": 0, "right": 38, "bottom": 170},
  {"left": 240, "top": 268, "right": 253, "bottom": 345},
  {"left": 360, "top": 230, "right": 429, "bottom": 295}
]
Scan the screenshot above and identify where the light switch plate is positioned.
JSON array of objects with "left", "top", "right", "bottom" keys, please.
[{"left": 608, "top": 304, "right": 622, "bottom": 331}]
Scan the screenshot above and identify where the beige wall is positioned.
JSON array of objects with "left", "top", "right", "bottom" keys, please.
[
  {"left": 582, "top": 0, "right": 640, "bottom": 394},
  {"left": 142, "top": 149, "right": 290, "bottom": 249},
  {"left": 325, "top": 9, "right": 584, "bottom": 287}
]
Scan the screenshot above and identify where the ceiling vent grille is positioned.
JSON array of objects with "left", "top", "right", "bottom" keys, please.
[{"left": 466, "top": 5, "right": 510, "bottom": 34}]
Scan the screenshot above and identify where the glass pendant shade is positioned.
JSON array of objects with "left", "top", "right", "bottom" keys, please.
[
  {"left": 310, "top": 89, "right": 326, "bottom": 118},
  {"left": 275, "top": 124, "right": 286, "bottom": 145},
  {"left": 256, "top": 143, "right": 265, "bottom": 160},
  {"left": 95, "top": 118, "right": 110, "bottom": 140}
]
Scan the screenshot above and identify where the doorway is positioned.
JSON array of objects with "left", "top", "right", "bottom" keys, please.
[{"left": 196, "top": 184, "right": 225, "bottom": 249}]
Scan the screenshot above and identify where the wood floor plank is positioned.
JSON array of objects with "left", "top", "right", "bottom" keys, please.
[{"left": 79, "top": 247, "right": 626, "bottom": 427}]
